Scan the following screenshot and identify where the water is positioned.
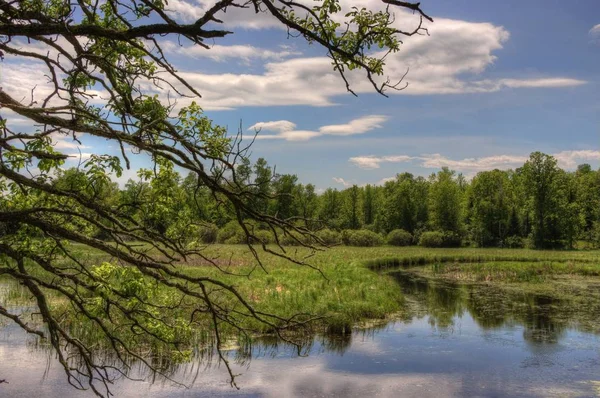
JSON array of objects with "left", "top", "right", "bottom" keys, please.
[{"left": 1, "top": 272, "right": 599, "bottom": 397}]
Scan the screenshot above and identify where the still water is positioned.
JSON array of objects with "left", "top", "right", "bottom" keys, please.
[{"left": 1, "top": 272, "right": 599, "bottom": 397}]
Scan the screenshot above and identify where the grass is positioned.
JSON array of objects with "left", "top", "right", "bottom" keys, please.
[
  {"left": 3, "top": 243, "right": 600, "bottom": 372},
  {"left": 7, "top": 243, "right": 600, "bottom": 339},
  {"left": 177, "top": 245, "right": 406, "bottom": 334},
  {"left": 167, "top": 245, "right": 600, "bottom": 333}
]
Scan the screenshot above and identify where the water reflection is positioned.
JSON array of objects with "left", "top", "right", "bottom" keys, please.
[
  {"left": 1, "top": 274, "right": 600, "bottom": 397},
  {"left": 391, "top": 270, "right": 600, "bottom": 345}
]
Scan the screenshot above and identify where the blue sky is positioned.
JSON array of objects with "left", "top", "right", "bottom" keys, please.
[{"left": 3, "top": 0, "right": 599, "bottom": 189}]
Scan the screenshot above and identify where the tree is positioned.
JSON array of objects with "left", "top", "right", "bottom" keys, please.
[
  {"left": 251, "top": 157, "right": 273, "bottom": 215},
  {"left": 428, "top": 168, "right": 463, "bottom": 233},
  {"left": 574, "top": 164, "right": 600, "bottom": 242},
  {"left": 466, "top": 170, "right": 513, "bottom": 247},
  {"left": 293, "top": 183, "right": 319, "bottom": 228},
  {"left": 0, "top": 0, "right": 432, "bottom": 395},
  {"left": 520, "top": 152, "right": 563, "bottom": 248},
  {"left": 319, "top": 187, "right": 343, "bottom": 228},
  {"left": 341, "top": 184, "right": 362, "bottom": 229},
  {"left": 270, "top": 173, "right": 298, "bottom": 220},
  {"left": 363, "top": 184, "right": 376, "bottom": 226}
]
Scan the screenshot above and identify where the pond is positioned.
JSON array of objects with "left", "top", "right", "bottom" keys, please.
[{"left": 1, "top": 271, "right": 599, "bottom": 397}]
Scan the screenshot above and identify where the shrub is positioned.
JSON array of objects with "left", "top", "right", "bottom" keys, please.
[
  {"left": 419, "top": 231, "right": 462, "bottom": 248},
  {"left": 316, "top": 228, "right": 342, "bottom": 245},
  {"left": 386, "top": 229, "right": 413, "bottom": 246},
  {"left": 217, "top": 221, "right": 245, "bottom": 244},
  {"left": 342, "top": 229, "right": 384, "bottom": 247},
  {"left": 593, "top": 222, "right": 600, "bottom": 249},
  {"left": 504, "top": 235, "right": 525, "bottom": 249},
  {"left": 198, "top": 223, "right": 219, "bottom": 244},
  {"left": 251, "top": 230, "right": 274, "bottom": 245},
  {"left": 280, "top": 231, "right": 306, "bottom": 246},
  {"left": 442, "top": 231, "right": 462, "bottom": 248},
  {"left": 418, "top": 231, "right": 444, "bottom": 248}
]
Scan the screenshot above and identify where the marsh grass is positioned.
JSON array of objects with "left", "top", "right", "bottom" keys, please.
[
  {"left": 6, "top": 244, "right": 600, "bottom": 350},
  {"left": 3, "top": 243, "right": 600, "bottom": 382}
]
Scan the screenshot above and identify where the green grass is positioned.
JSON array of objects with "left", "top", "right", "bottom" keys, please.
[
  {"left": 10, "top": 243, "right": 600, "bottom": 338},
  {"left": 169, "top": 245, "right": 600, "bottom": 332},
  {"left": 424, "top": 260, "right": 600, "bottom": 282},
  {"left": 178, "top": 246, "right": 406, "bottom": 333},
  {"left": 4, "top": 243, "right": 600, "bottom": 369}
]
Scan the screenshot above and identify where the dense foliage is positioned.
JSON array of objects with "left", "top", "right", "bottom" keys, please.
[{"left": 82, "top": 152, "right": 600, "bottom": 250}]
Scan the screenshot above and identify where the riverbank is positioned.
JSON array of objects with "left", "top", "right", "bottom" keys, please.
[
  {"left": 7, "top": 244, "right": 600, "bottom": 345},
  {"left": 178, "top": 245, "right": 600, "bottom": 333}
]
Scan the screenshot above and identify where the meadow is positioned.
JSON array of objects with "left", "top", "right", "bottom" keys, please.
[
  {"left": 67, "top": 244, "right": 600, "bottom": 331},
  {"left": 7, "top": 244, "right": 600, "bottom": 345}
]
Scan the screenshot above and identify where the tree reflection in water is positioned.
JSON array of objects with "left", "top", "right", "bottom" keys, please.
[{"left": 389, "top": 270, "right": 600, "bottom": 346}]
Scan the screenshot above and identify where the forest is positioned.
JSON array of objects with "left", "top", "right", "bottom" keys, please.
[{"left": 30, "top": 151, "right": 599, "bottom": 251}]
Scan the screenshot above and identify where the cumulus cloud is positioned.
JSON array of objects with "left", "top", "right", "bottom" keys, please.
[
  {"left": 162, "top": 42, "right": 301, "bottom": 62},
  {"left": 249, "top": 115, "right": 387, "bottom": 141},
  {"left": 332, "top": 177, "right": 353, "bottom": 187},
  {"left": 319, "top": 115, "right": 388, "bottom": 136},
  {"left": 155, "top": 1, "right": 586, "bottom": 110},
  {"left": 248, "top": 120, "right": 297, "bottom": 133},
  {"left": 589, "top": 24, "right": 600, "bottom": 43},
  {"left": 349, "top": 151, "right": 600, "bottom": 171},
  {"left": 376, "top": 176, "right": 397, "bottom": 185},
  {"left": 418, "top": 153, "right": 528, "bottom": 171},
  {"left": 349, "top": 155, "right": 415, "bottom": 170},
  {"left": 254, "top": 130, "right": 321, "bottom": 141},
  {"left": 554, "top": 150, "right": 600, "bottom": 169},
  {"left": 165, "top": 0, "right": 282, "bottom": 29},
  {"left": 66, "top": 152, "right": 94, "bottom": 161},
  {"left": 496, "top": 78, "right": 586, "bottom": 88},
  {"left": 3, "top": 1, "right": 588, "bottom": 114}
]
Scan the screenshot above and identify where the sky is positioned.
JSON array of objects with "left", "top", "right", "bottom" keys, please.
[{"left": 2, "top": 0, "right": 599, "bottom": 190}]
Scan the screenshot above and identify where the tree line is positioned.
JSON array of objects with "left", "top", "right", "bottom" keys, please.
[{"left": 31, "top": 151, "right": 600, "bottom": 250}]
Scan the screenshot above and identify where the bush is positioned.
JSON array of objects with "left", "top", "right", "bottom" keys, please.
[
  {"left": 418, "top": 231, "right": 444, "bottom": 248},
  {"left": 217, "top": 221, "right": 245, "bottom": 244},
  {"left": 504, "top": 235, "right": 525, "bottom": 249},
  {"left": 593, "top": 222, "right": 600, "bottom": 249},
  {"left": 418, "top": 231, "right": 462, "bottom": 248},
  {"left": 316, "top": 228, "right": 342, "bottom": 245},
  {"left": 442, "top": 231, "right": 462, "bottom": 248},
  {"left": 342, "top": 229, "right": 384, "bottom": 247},
  {"left": 251, "top": 230, "right": 274, "bottom": 245},
  {"left": 280, "top": 231, "right": 307, "bottom": 246},
  {"left": 386, "top": 229, "right": 413, "bottom": 246},
  {"left": 199, "top": 223, "right": 219, "bottom": 244}
]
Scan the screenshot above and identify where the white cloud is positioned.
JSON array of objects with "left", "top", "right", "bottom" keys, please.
[
  {"left": 376, "top": 176, "right": 396, "bottom": 185},
  {"left": 589, "top": 24, "right": 600, "bottom": 43},
  {"left": 332, "top": 177, "right": 353, "bottom": 187},
  {"left": 349, "top": 155, "right": 415, "bottom": 169},
  {"left": 319, "top": 115, "right": 388, "bottom": 136},
  {"left": 0, "top": 109, "right": 33, "bottom": 127},
  {"left": 349, "top": 151, "right": 600, "bottom": 172},
  {"left": 250, "top": 115, "right": 386, "bottom": 142},
  {"left": 554, "top": 150, "right": 600, "bottom": 169},
  {"left": 2, "top": 2, "right": 588, "bottom": 117},
  {"left": 255, "top": 130, "right": 321, "bottom": 141},
  {"left": 161, "top": 15, "right": 585, "bottom": 110},
  {"left": 165, "top": 0, "right": 282, "bottom": 29},
  {"left": 163, "top": 42, "right": 301, "bottom": 63},
  {"left": 493, "top": 78, "right": 586, "bottom": 89},
  {"left": 248, "top": 120, "right": 296, "bottom": 133},
  {"left": 66, "top": 152, "right": 93, "bottom": 161},
  {"left": 418, "top": 153, "right": 528, "bottom": 171},
  {"left": 51, "top": 133, "right": 90, "bottom": 150}
]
